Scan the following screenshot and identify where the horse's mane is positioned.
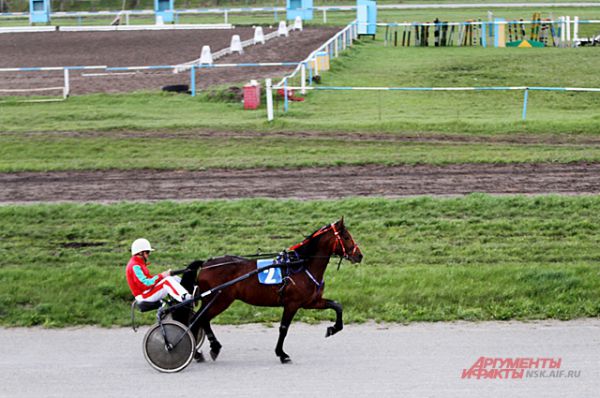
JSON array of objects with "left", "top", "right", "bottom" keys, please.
[{"left": 289, "top": 221, "right": 341, "bottom": 252}]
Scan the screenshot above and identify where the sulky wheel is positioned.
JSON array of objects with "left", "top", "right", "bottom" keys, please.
[
  {"left": 195, "top": 326, "right": 206, "bottom": 351},
  {"left": 194, "top": 326, "right": 207, "bottom": 362},
  {"left": 143, "top": 320, "right": 195, "bottom": 373}
]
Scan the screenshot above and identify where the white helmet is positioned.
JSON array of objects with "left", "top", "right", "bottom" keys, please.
[{"left": 131, "top": 238, "right": 154, "bottom": 255}]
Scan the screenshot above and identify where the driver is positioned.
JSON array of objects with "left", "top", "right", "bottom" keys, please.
[{"left": 126, "top": 238, "right": 191, "bottom": 305}]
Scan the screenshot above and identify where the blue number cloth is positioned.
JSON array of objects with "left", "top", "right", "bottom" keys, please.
[{"left": 257, "top": 259, "right": 283, "bottom": 284}]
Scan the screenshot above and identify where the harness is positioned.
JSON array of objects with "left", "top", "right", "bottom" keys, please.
[
  {"left": 195, "top": 222, "right": 360, "bottom": 303},
  {"left": 273, "top": 251, "right": 323, "bottom": 304}
]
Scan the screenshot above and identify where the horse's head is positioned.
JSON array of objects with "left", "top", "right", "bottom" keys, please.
[
  {"left": 289, "top": 218, "right": 363, "bottom": 264},
  {"left": 330, "top": 218, "right": 363, "bottom": 264}
]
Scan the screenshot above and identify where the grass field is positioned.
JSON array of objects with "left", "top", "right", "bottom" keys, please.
[
  {"left": 1, "top": 40, "right": 599, "bottom": 136},
  {"left": 2, "top": 195, "right": 600, "bottom": 327}
]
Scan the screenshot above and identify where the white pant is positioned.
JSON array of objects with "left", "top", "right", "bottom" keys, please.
[{"left": 135, "top": 276, "right": 189, "bottom": 303}]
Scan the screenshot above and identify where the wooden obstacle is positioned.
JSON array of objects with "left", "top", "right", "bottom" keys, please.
[{"left": 385, "top": 12, "right": 572, "bottom": 48}]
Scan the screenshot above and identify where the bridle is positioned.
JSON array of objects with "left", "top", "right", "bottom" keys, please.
[
  {"left": 289, "top": 222, "right": 360, "bottom": 262},
  {"left": 330, "top": 222, "right": 360, "bottom": 261}
]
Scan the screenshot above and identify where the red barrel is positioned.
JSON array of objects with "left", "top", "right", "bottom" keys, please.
[{"left": 243, "top": 84, "right": 261, "bottom": 110}]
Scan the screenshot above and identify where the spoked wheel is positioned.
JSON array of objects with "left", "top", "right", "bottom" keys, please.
[
  {"left": 143, "top": 320, "right": 195, "bottom": 373},
  {"left": 195, "top": 327, "right": 206, "bottom": 350},
  {"left": 194, "top": 326, "right": 207, "bottom": 362}
]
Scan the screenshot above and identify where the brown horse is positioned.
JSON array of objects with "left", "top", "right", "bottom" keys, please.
[{"left": 190, "top": 218, "right": 363, "bottom": 363}]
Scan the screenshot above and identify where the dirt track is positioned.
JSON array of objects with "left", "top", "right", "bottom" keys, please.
[
  {"left": 0, "top": 27, "right": 339, "bottom": 94},
  {"left": 3, "top": 162, "right": 600, "bottom": 203}
]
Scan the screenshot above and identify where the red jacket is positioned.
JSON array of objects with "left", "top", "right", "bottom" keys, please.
[{"left": 126, "top": 255, "right": 163, "bottom": 296}]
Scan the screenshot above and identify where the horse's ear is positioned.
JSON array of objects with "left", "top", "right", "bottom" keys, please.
[{"left": 339, "top": 216, "right": 345, "bottom": 228}]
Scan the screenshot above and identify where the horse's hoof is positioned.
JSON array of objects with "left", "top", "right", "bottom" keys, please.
[
  {"left": 326, "top": 326, "right": 337, "bottom": 338},
  {"left": 279, "top": 355, "right": 292, "bottom": 364},
  {"left": 210, "top": 341, "right": 222, "bottom": 361},
  {"left": 194, "top": 350, "right": 206, "bottom": 363}
]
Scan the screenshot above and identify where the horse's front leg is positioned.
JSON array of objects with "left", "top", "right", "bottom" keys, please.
[
  {"left": 305, "top": 298, "right": 343, "bottom": 338},
  {"left": 275, "top": 306, "right": 298, "bottom": 364}
]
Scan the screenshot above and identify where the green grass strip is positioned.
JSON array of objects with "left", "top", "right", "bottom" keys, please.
[
  {"left": 1, "top": 195, "right": 600, "bottom": 327},
  {"left": 3, "top": 132, "right": 600, "bottom": 171}
]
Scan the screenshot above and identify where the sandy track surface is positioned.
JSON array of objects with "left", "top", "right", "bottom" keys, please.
[
  {"left": 2, "top": 162, "right": 600, "bottom": 203},
  {"left": 2, "top": 320, "right": 599, "bottom": 397},
  {"left": 0, "top": 27, "right": 339, "bottom": 94}
]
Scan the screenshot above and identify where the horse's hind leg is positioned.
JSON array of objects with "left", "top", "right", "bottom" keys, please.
[
  {"left": 201, "top": 319, "right": 222, "bottom": 361},
  {"left": 196, "top": 293, "right": 235, "bottom": 361},
  {"left": 275, "top": 306, "right": 298, "bottom": 364}
]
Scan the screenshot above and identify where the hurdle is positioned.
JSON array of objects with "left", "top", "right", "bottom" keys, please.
[{"left": 381, "top": 18, "right": 600, "bottom": 47}]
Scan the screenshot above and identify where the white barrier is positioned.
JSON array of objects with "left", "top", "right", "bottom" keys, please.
[
  {"left": 199, "top": 46, "right": 213, "bottom": 65},
  {"left": 294, "top": 16, "right": 303, "bottom": 31},
  {"left": 0, "top": 26, "right": 56, "bottom": 33},
  {"left": 254, "top": 26, "right": 265, "bottom": 44},
  {"left": 58, "top": 23, "right": 232, "bottom": 32},
  {"left": 230, "top": 35, "right": 243, "bottom": 54},
  {"left": 0, "top": 24, "right": 232, "bottom": 34},
  {"left": 278, "top": 21, "right": 288, "bottom": 37},
  {"left": 175, "top": 22, "right": 294, "bottom": 73}
]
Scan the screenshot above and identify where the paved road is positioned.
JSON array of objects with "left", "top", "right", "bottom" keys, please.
[{"left": 2, "top": 320, "right": 600, "bottom": 398}]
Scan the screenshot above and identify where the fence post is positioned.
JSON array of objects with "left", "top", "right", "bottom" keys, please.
[
  {"left": 323, "top": 9, "right": 327, "bottom": 23},
  {"left": 224, "top": 10, "right": 228, "bottom": 24},
  {"left": 522, "top": 88, "right": 529, "bottom": 120},
  {"left": 266, "top": 78, "right": 274, "bottom": 121},
  {"left": 566, "top": 15, "right": 571, "bottom": 45},
  {"left": 301, "top": 63, "right": 306, "bottom": 94},
  {"left": 560, "top": 16, "right": 565, "bottom": 47},
  {"left": 481, "top": 22, "right": 487, "bottom": 47},
  {"left": 334, "top": 37, "right": 339, "bottom": 58},
  {"left": 190, "top": 65, "right": 196, "bottom": 97},
  {"left": 283, "top": 79, "right": 289, "bottom": 112},
  {"left": 574, "top": 16, "right": 579, "bottom": 44},
  {"left": 63, "top": 68, "right": 70, "bottom": 99}
]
